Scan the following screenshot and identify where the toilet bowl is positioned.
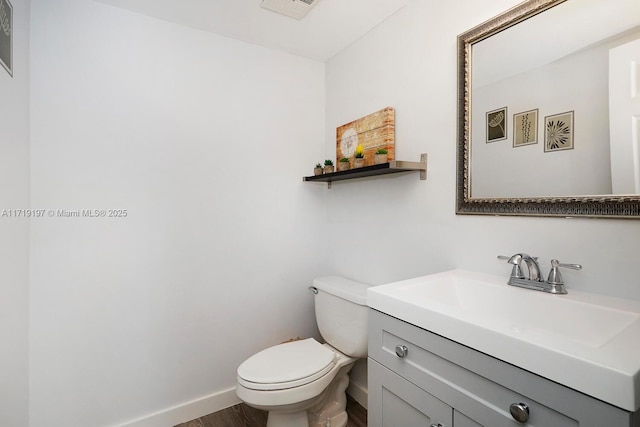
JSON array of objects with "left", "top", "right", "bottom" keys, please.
[
  {"left": 236, "top": 339, "right": 357, "bottom": 427},
  {"left": 235, "top": 276, "right": 370, "bottom": 427}
]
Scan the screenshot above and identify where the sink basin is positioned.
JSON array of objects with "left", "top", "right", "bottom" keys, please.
[
  {"left": 367, "top": 269, "right": 640, "bottom": 412},
  {"left": 384, "top": 270, "right": 636, "bottom": 348}
]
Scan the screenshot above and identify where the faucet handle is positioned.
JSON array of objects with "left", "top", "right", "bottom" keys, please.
[
  {"left": 497, "top": 254, "right": 525, "bottom": 279},
  {"left": 557, "top": 260, "right": 582, "bottom": 270},
  {"left": 547, "top": 259, "right": 582, "bottom": 285}
]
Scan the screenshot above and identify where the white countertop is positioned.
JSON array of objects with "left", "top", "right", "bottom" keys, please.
[{"left": 367, "top": 269, "right": 640, "bottom": 412}]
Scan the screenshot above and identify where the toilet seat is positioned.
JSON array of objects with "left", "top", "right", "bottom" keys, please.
[{"left": 237, "top": 338, "right": 336, "bottom": 391}]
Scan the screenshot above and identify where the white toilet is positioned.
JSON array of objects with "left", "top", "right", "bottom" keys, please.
[{"left": 236, "top": 276, "right": 369, "bottom": 427}]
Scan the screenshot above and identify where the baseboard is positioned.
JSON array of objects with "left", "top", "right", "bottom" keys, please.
[
  {"left": 115, "top": 386, "right": 241, "bottom": 427},
  {"left": 347, "top": 380, "right": 368, "bottom": 410},
  {"left": 115, "top": 380, "right": 365, "bottom": 427}
]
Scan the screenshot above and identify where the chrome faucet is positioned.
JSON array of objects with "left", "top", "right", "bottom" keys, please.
[
  {"left": 497, "top": 254, "right": 582, "bottom": 294},
  {"left": 519, "top": 253, "right": 541, "bottom": 281}
]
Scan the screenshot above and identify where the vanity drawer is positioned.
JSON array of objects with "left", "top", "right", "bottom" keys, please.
[{"left": 368, "top": 309, "right": 632, "bottom": 427}]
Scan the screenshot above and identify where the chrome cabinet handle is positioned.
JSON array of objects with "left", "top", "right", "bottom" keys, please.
[
  {"left": 509, "top": 402, "right": 530, "bottom": 423},
  {"left": 395, "top": 345, "right": 408, "bottom": 358},
  {"left": 430, "top": 424, "right": 443, "bottom": 427}
]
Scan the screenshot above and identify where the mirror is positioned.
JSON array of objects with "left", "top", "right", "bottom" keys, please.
[{"left": 457, "top": 0, "right": 640, "bottom": 218}]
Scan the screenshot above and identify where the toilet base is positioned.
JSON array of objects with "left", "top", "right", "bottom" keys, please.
[
  {"left": 267, "top": 411, "right": 309, "bottom": 427},
  {"left": 261, "top": 361, "right": 355, "bottom": 427},
  {"left": 307, "top": 363, "right": 352, "bottom": 427},
  {"left": 308, "top": 411, "right": 348, "bottom": 427},
  {"left": 265, "top": 411, "right": 347, "bottom": 427}
]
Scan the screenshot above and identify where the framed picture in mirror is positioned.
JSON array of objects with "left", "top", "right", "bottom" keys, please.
[
  {"left": 486, "top": 107, "right": 507, "bottom": 143},
  {"left": 513, "top": 109, "right": 538, "bottom": 147},
  {"left": 544, "top": 111, "right": 574, "bottom": 152}
]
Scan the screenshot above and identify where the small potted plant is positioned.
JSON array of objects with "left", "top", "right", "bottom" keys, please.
[
  {"left": 323, "top": 159, "right": 334, "bottom": 174},
  {"left": 313, "top": 163, "right": 323, "bottom": 176},
  {"left": 374, "top": 148, "right": 388, "bottom": 165},
  {"left": 338, "top": 157, "right": 350, "bottom": 171},
  {"left": 354, "top": 144, "right": 365, "bottom": 168}
]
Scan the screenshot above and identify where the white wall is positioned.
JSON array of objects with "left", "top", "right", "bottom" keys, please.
[
  {"left": 29, "top": 1, "right": 326, "bottom": 426},
  {"left": 325, "top": 0, "right": 640, "bottom": 302},
  {"left": 0, "top": 0, "right": 30, "bottom": 425}
]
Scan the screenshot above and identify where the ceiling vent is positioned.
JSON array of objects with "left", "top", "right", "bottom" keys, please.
[{"left": 261, "top": 0, "right": 321, "bottom": 20}]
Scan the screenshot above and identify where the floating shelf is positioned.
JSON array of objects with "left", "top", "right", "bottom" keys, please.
[{"left": 303, "top": 154, "right": 427, "bottom": 188}]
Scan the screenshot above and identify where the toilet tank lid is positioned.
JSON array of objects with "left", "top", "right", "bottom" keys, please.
[{"left": 312, "top": 276, "right": 370, "bottom": 305}]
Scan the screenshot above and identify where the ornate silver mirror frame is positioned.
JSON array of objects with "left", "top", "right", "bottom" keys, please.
[{"left": 456, "top": 0, "right": 640, "bottom": 218}]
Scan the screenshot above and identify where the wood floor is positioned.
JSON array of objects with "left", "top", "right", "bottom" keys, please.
[{"left": 175, "top": 395, "right": 366, "bottom": 427}]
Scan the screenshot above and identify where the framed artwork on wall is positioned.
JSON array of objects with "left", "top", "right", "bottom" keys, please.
[
  {"left": 486, "top": 107, "right": 507, "bottom": 143},
  {"left": 336, "top": 107, "right": 395, "bottom": 167},
  {"left": 0, "top": 0, "right": 12, "bottom": 77},
  {"left": 513, "top": 109, "right": 538, "bottom": 147},
  {"left": 544, "top": 111, "right": 574, "bottom": 152}
]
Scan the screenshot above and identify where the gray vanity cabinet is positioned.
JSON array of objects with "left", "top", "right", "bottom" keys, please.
[{"left": 368, "top": 309, "right": 637, "bottom": 427}]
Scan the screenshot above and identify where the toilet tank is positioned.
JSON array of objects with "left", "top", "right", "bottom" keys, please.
[{"left": 312, "top": 276, "right": 370, "bottom": 358}]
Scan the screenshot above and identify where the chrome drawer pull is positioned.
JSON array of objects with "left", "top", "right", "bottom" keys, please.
[
  {"left": 509, "top": 402, "right": 530, "bottom": 423},
  {"left": 395, "top": 345, "right": 408, "bottom": 358},
  {"left": 430, "top": 423, "right": 443, "bottom": 427}
]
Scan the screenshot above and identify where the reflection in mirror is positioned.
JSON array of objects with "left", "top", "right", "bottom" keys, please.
[{"left": 457, "top": 0, "right": 640, "bottom": 217}]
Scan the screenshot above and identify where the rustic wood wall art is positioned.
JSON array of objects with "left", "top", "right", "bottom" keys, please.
[{"left": 336, "top": 107, "right": 395, "bottom": 167}]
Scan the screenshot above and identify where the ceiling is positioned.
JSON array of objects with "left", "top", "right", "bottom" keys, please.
[{"left": 95, "top": 0, "right": 411, "bottom": 62}]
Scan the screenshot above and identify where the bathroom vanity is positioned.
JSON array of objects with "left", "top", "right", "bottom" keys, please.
[{"left": 367, "top": 270, "right": 640, "bottom": 427}]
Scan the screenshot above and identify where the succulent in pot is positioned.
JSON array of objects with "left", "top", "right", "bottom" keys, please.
[
  {"left": 374, "top": 148, "right": 388, "bottom": 165},
  {"left": 314, "top": 162, "right": 323, "bottom": 176},
  {"left": 323, "top": 159, "right": 335, "bottom": 174},
  {"left": 338, "top": 157, "right": 350, "bottom": 171}
]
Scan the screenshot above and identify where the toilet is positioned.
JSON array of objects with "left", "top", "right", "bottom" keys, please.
[{"left": 236, "top": 276, "right": 370, "bottom": 427}]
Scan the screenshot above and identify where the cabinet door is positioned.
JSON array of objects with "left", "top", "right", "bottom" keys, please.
[
  {"left": 369, "top": 358, "right": 452, "bottom": 427},
  {"left": 454, "top": 410, "right": 483, "bottom": 427}
]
